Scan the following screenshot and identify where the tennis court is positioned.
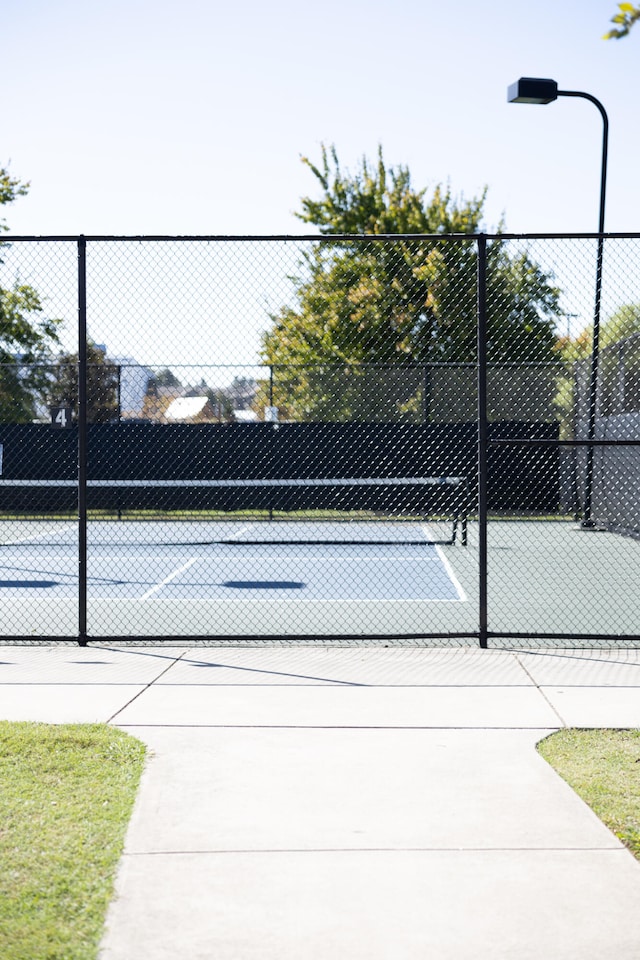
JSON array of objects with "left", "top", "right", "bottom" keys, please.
[
  {"left": 0, "top": 515, "right": 474, "bottom": 638},
  {"left": 1, "top": 233, "right": 639, "bottom": 646},
  {"left": 1, "top": 513, "right": 639, "bottom": 642}
]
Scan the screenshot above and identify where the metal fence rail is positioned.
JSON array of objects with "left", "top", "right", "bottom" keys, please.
[{"left": 0, "top": 233, "right": 639, "bottom": 646}]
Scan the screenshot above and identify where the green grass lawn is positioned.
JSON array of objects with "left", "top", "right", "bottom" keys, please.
[
  {"left": 0, "top": 722, "right": 146, "bottom": 960},
  {"left": 538, "top": 728, "right": 640, "bottom": 859}
]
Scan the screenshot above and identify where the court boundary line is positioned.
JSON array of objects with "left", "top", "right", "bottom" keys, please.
[
  {"left": 128, "top": 597, "right": 467, "bottom": 604},
  {"left": 139, "top": 558, "right": 199, "bottom": 600},
  {"left": 433, "top": 544, "right": 468, "bottom": 603}
]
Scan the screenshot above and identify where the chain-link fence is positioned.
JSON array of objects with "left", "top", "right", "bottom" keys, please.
[{"left": 0, "top": 234, "right": 639, "bottom": 645}]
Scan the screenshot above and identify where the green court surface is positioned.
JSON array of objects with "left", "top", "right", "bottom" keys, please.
[{"left": 0, "top": 518, "right": 638, "bottom": 643}]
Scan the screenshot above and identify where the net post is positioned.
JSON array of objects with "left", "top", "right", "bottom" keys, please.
[
  {"left": 477, "top": 235, "right": 489, "bottom": 649},
  {"left": 422, "top": 365, "right": 430, "bottom": 423},
  {"left": 461, "top": 482, "right": 468, "bottom": 547},
  {"left": 77, "top": 237, "right": 88, "bottom": 646}
]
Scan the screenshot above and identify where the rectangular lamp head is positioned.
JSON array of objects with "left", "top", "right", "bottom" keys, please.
[{"left": 507, "top": 77, "right": 558, "bottom": 104}]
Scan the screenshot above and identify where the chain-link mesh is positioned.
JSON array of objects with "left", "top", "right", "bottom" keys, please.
[
  {"left": 485, "top": 236, "right": 640, "bottom": 642},
  {"left": 81, "top": 238, "right": 481, "bottom": 641},
  {"left": 1, "top": 235, "right": 639, "bottom": 644},
  {"left": 0, "top": 239, "right": 79, "bottom": 637}
]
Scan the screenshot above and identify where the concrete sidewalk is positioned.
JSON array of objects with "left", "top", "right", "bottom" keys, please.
[{"left": 2, "top": 644, "right": 640, "bottom": 959}]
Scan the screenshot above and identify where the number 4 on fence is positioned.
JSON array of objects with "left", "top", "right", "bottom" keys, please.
[{"left": 50, "top": 406, "right": 73, "bottom": 428}]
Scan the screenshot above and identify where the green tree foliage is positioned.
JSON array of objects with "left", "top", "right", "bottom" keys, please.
[
  {"left": 0, "top": 168, "right": 29, "bottom": 231},
  {"left": 601, "top": 302, "right": 640, "bottom": 344},
  {"left": 183, "top": 377, "right": 227, "bottom": 414},
  {"left": 260, "top": 146, "right": 561, "bottom": 421},
  {"left": 554, "top": 303, "right": 640, "bottom": 434},
  {"left": 153, "top": 366, "right": 182, "bottom": 389},
  {"left": 227, "top": 376, "right": 257, "bottom": 410},
  {"left": 296, "top": 145, "right": 485, "bottom": 236},
  {"left": 0, "top": 166, "right": 62, "bottom": 422},
  {"left": 603, "top": 2, "right": 640, "bottom": 38},
  {"left": 204, "top": 385, "right": 235, "bottom": 421},
  {"left": 558, "top": 302, "right": 640, "bottom": 363},
  {"left": 47, "top": 341, "right": 119, "bottom": 423}
]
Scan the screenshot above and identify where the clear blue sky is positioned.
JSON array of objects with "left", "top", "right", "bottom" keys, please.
[{"left": 3, "top": 0, "right": 638, "bottom": 237}]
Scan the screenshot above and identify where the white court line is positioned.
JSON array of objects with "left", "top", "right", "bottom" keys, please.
[
  {"left": 139, "top": 558, "right": 198, "bottom": 600},
  {"left": 129, "top": 598, "right": 466, "bottom": 604},
  {"left": 0, "top": 526, "right": 75, "bottom": 546},
  {"left": 433, "top": 546, "right": 468, "bottom": 602},
  {"left": 219, "top": 522, "right": 261, "bottom": 542},
  {"left": 132, "top": 536, "right": 466, "bottom": 604},
  {"left": 421, "top": 524, "right": 468, "bottom": 602}
]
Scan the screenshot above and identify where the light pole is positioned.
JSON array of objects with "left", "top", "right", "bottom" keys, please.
[{"left": 507, "top": 77, "right": 608, "bottom": 528}]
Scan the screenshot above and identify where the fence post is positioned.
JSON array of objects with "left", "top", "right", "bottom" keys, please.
[
  {"left": 269, "top": 364, "right": 274, "bottom": 521},
  {"left": 77, "top": 238, "right": 88, "bottom": 646},
  {"left": 477, "top": 235, "right": 489, "bottom": 649},
  {"left": 582, "top": 234, "right": 605, "bottom": 526}
]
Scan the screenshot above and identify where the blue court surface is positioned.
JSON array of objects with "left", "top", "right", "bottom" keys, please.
[{"left": 0, "top": 540, "right": 465, "bottom": 602}]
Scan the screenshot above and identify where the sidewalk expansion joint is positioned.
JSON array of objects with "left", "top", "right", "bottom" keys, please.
[
  {"left": 514, "top": 653, "right": 568, "bottom": 727},
  {"left": 114, "top": 723, "right": 564, "bottom": 730},
  {"left": 122, "top": 846, "right": 627, "bottom": 856},
  {"left": 105, "top": 651, "right": 189, "bottom": 723}
]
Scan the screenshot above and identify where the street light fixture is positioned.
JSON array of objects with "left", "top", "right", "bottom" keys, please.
[
  {"left": 507, "top": 77, "right": 559, "bottom": 105},
  {"left": 507, "top": 77, "right": 609, "bottom": 528}
]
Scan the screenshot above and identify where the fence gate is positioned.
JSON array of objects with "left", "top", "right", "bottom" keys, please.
[{"left": 0, "top": 234, "right": 639, "bottom": 646}]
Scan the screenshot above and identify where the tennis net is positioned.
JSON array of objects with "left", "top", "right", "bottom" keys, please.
[{"left": 0, "top": 477, "right": 469, "bottom": 546}]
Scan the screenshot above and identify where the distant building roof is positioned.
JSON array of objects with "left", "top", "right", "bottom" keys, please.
[
  {"left": 233, "top": 409, "right": 259, "bottom": 422},
  {"left": 164, "top": 396, "right": 215, "bottom": 422}
]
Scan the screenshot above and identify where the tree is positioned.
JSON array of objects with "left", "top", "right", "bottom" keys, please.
[
  {"left": 47, "top": 341, "right": 119, "bottom": 423},
  {"left": 204, "top": 386, "right": 235, "bottom": 422},
  {"left": 0, "top": 167, "right": 29, "bottom": 231},
  {"left": 260, "top": 146, "right": 561, "bottom": 421},
  {"left": 153, "top": 367, "right": 183, "bottom": 389},
  {"left": 227, "top": 376, "right": 257, "bottom": 411},
  {"left": 599, "top": 303, "right": 640, "bottom": 346},
  {"left": 553, "top": 303, "right": 640, "bottom": 434},
  {"left": 557, "top": 303, "right": 640, "bottom": 364},
  {"left": 603, "top": 3, "right": 640, "bottom": 38},
  {"left": 0, "top": 166, "right": 62, "bottom": 422},
  {"left": 166, "top": 376, "right": 237, "bottom": 422}
]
